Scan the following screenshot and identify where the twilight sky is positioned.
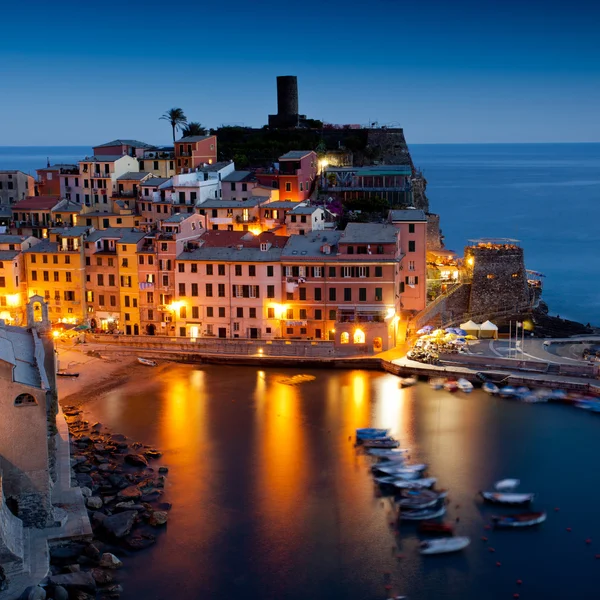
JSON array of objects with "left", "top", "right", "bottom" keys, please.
[{"left": 2, "top": 0, "right": 599, "bottom": 145}]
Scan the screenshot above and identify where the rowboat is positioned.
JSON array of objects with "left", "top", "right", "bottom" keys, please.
[
  {"left": 494, "top": 478, "right": 520, "bottom": 491},
  {"left": 385, "top": 477, "right": 437, "bottom": 490},
  {"left": 457, "top": 378, "right": 474, "bottom": 393},
  {"left": 419, "top": 521, "right": 454, "bottom": 535},
  {"left": 374, "top": 463, "right": 427, "bottom": 476},
  {"left": 361, "top": 438, "right": 400, "bottom": 449},
  {"left": 515, "top": 386, "right": 531, "bottom": 399},
  {"left": 399, "top": 489, "right": 448, "bottom": 501},
  {"left": 399, "top": 376, "right": 418, "bottom": 388},
  {"left": 366, "top": 448, "right": 409, "bottom": 457},
  {"left": 444, "top": 380, "right": 458, "bottom": 393},
  {"left": 492, "top": 511, "right": 546, "bottom": 528},
  {"left": 400, "top": 506, "right": 446, "bottom": 521},
  {"left": 137, "top": 357, "right": 157, "bottom": 367},
  {"left": 420, "top": 536, "right": 470, "bottom": 555},
  {"left": 398, "top": 491, "right": 440, "bottom": 510},
  {"left": 429, "top": 377, "right": 445, "bottom": 390},
  {"left": 482, "top": 382, "right": 499, "bottom": 395},
  {"left": 480, "top": 491, "right": 534, "bottom": 505},
  {"left": 356, "top": 428, "right": 389, "bottom": 440},
  {"left": 499, "top": 386, "right": 516, "bottom": 398}
]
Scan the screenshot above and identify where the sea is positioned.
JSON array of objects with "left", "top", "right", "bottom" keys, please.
[
  {"left": 71, "top": 365, "right": 600, "bottom": 600},
  {"left": 1, "top": 143, "right": 599, "bottom": 324}
]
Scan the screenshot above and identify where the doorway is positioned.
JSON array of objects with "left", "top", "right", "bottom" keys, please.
[
  {"left": 218, "top": 328, "right": 227, "bottom": 338},
  {"left": 249, "top": 328, "right": 259, "bottom": 339}
]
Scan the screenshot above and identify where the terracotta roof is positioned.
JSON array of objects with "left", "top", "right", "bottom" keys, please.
[{"left": 12, "top": 196, "right": 60, "bottom": 210}]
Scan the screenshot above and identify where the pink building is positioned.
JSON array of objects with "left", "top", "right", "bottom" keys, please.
[
  {"left": 388, "top": 209, "right": 427, "bottom": 313},
  {"left": 137, "top": 178, "right": 173, "bottom": 230}
]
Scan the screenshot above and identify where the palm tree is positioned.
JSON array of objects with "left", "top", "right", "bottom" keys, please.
[
  {"left": 181, "top": 122, "right": 207, "bottom": 137},
  {"left": 159, "top": 108, "right": 187, "bottom": 142}
]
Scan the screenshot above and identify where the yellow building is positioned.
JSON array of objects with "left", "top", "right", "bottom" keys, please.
[
  {"left": 22, "top": 227, "right": 88, "bottom": 324},
  {"left": 139, "top": 149, "right": 176, "bottom": 179}
]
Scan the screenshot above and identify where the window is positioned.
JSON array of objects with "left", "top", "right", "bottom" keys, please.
[
  {"left": 287, "top": 292, "right": 293, "bottom": 301},
  {"left": 53, "top": 255, "right": 58, "bottom": 264},
  {"left": 237, "top": 307, "right": 243, "bottom": 318},
  {"left": 408, "top": 260, "right": 415, "bottom": 271},
  {"left": 191, "top": 283, "right": 198, "bottom": 296},
  {"left": 64, "top": 291, "right": 75, "bottom": 301},
  {"left": 108, "top": 274, "right": 115, "bottom": 286},
  {"left": 377, "top": 245, "right": 384, "bottom": 255},
  {"left": 487, "top": 274, "right": 496, "bottom": 280},
  {"left": 408, "top": 240, "right": 416, "bottom": 252},
  {"left": 409, "top": 223, "right": 415, "bottom": 233},
  {"left": 286, "top": 328, "right": 294, "bottom": 334},
  {"left": 233, "top": 322, "right": 240, "bottom": 332},
  {"left": 98, "top": 294, "right": 105, "bottom": 306},
  {"left": 375, "top": 266, "right": 383, "bottom": 277},
  {"left": 192, "top": 306, "right": 199, "bottom": 319},
  {"left": 359, "top": 288, "right": 367, "bottom": 302},
  {"left": 285, "top": 182, "right": 291, "bottom": 192},
  {"left": 85, "top": 257, "right": 90, "bottom": 266},
  {"left": 31, "top": 271, "right": 38, "bottom": 281},
  {"left": 121, "top": 276, "right": 132, "bottom": 288},
  {"left": 241, "top": 183, "right": 247, "bottom": 192},
  {"left": 147, "top": 292, "right": 154, "bottom": 303},
  {"left": 291, "top": 215, "right": 297, "bottom": 223},
  {"left": 329, "top": 309, "right": 336, "bottom": 320},
  {"left": 43, "top": 256, "right": 48, "bottom": 264},
  {"left": 124, "top": 296, "right": 130, "bottom": 308},
  {"left": 53, "top": 272, "right": 60, "bottom": 282},
  {"left": 375, "top": 288, "right": 383, "bottom": 301},
  {"left": 179, "top": 283, "right": 186, "bottom": 296},
  {"left": 315, "top": 309, "right": 322, "bottom": 320},
  {"left": 407, "top": 276, "right": 418, "bottom": 285},
  {"left": 313, "top": 266, "right": 322, "bottom": 278},
  {"left": 148, "top": 309, "right": 154, "bottom": 320},
  {"left": 180, "top": 306, "right": 186, "bottom": 319},
  {"left": 358, "top": 266, "right": 367, "bottom": 278},
  {"left": 341, "top": 332, "right": 349, "bottom": 344},
  {"left": 299, "top": 288, "right": 306, "bottom": 300},
  {"left": 66, "top": 272, "right": 72, "bottom": 283},
  {"left": 329, "top": 288, "right": 336, "bottom": 301},
  {"left": 218, "top": 307, "right": 225, "bottom": 318},
  {"left": 342, "top": 267, "right": 351, "bottom": 278},
  {"left": 512, "top": 273, "right": 520, "bottom": 278},
  {"left": 206, "top": 283, "right": 213, "bottom": 297},
  {"left": 235, "top": 265, "right": 242, "bottom": 276},
  {"left": 218, "top": 284, "right": 225, "bottom": 297},
  {"left": 328, "top": 267, "right": 336, "bottom": 277},
  {"left": 109, "top": 295, "right": 116, "bottom": 306},
  {"left": 267, "top": 285, "right": 275, "bottom": 299},
  {"left": 207, "top": 307, "right": 214, "bottom": 317},
  {"left": 249, "top": 265, "right": 256, "bottom": 277},
  {"left": 299, "top": 309, "right": 307, "bottom": 319},
  {"left": 189, "top": 263, "right": 197, "bottom": 273},
  {"left": 96, "top": 257, "right": 103, "bottom": 266},
  {"left": 206, "top": 264, "right": 213, "bottom": 275},
  {"left": 14, "top": 393, "right": 37, "bottom": 407},
  {"left": 344, "top": 288, "right": 352, "bottom": 301},
  {"left": 218, "top": 264, "right": 225, "bottom": 276},
  {"left": 0, "top": 277, "right": 4, "bottom": 287},
  {"left": 65, "top": 255, "right": 70, "bottom": 265},
  {"left": 347, "top": 246, "right": 354, "bottom": 255},
  {"left": 178, "top": 263, "right": 185, "bottom": 273},
  {"left": 267, "top": 265, "right": 274, "bottom": 277},
  {"left": 267, "top": 307, "right": 275, "bottom": 318},
  {"left": 122, "top": 258, "right": 129, "bottom": 268},
  {"left": 148, "top": 256, "right": 154, "bottom": 265},
  {"left": 353, "top": 330, "right": 365, "bottom": 344},
  {"left": 299, "top": 183, "right": 303, "bottom": 192},
  {"left": 286, "top": 308, "right": 294, "bottom": 319},
  {"left": 31, "top": 255, "right": 36, "bottom": 264},
  {"left": 249, "top": 308, "right": 256, "bottom": 318},
  {"left": 97, "top": 274, "right": 104, "bottom": 286},
  {"left": 43, "top": 271, "right": 49, "bottom": 282}
]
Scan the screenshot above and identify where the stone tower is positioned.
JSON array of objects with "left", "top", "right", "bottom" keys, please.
[{"left": 464, "top": 239, "right": 530, "bottom": 315}]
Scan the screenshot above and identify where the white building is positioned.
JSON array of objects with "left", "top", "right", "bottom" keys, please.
[{"left": 171, "top": 161, "right": 235, "bottom": 209}]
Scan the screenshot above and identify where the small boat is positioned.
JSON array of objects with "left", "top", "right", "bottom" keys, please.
[
  {"left": 399, "top": 488, "right": 447, "bottom": 501},
  {"left": 366, "top": 448, "right": 409, "bottom": 457},
  {"left": 399, "top": 376, "right": 418, "bottom": 388},
  {"left": 361, "top": 438, "right": 400, "bottom": 449},
  {"left": 398, "top": 496, "right": 439, "bottom": 510},
  {"left": 419, "top": 521, "right": 454, "bottom": 535},
  {"left": 482, "top": 382, "right": 499, "bottom": 395},
  {"left": 492, "top": 511, "right": 547, "bottom": 528},
  {"left": 137, "top": 357, "right": 158, "bottom": 367},
  {"left": 429, "top": 377, "right": 445, "bottom": 390},
  {"left": 57, "top": 371, "right": 80, "bottom": 378},
  {"left": 499, "top": 386, "right": 516, "bottom": 398},
  {"left": 515, "top": 386, "right": 531, "bottom": 399},
  {"left": 494, "top": 478, "right": 520, "bottom": 491},
  {"left": 374, "top": 463, "right": 427, "bottom": 476},
  {"left": 388, "top": 477, "right": 437, "bottom": 490},
  {"left": 548, "top": 389, "right": 567, "bottom": 401},
  {"left": 420, "top": 536, "right": 471, "bottom": 555},
  {"left": 356, "top": 428, "right": 389, "bottom": 440},
  {"left": 457, "top": 378, "right": 474, "bottom": 393},
  {"left": 400, "top": 506, "right": 446, "bottom": 521},
  {"left": 444, "top": 380, "right": 459, "bottom": 393},
  {"left": 480, "top": 491, "right": 534, "bottom": 505}
]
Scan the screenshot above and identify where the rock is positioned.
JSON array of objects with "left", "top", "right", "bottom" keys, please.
[
  {"left": 76, "top": 473, "right": 93, "bottom": 487},
  {"left": 141, "top": 491, "right": 162, "bottom": 502},
  {"left": 21, "top": 585, "right": 46, "bottom": 600},
  {"left": 101, "top": 511, "right": 137, "bottom": 538},
  {"left": 157, "top": 502, "right": 172, "bottom": 511},
  {"left": 156, "top": 476, "right": 166, "bottom": 488},
  {"left": 94, "top": 444, "right": 106, "bottom": 452},
  {"left": 78, "top": 436, "right": 91, "bottom": 444},
  {"left": 92, "top": 512, "right": 106, "bottom": 526},
  {"left": 108, "top": 475, "right": 129, "bottom": 489},
  {"left": 103, "top": 495, "right": 116, "bottom": 504},
  {"left": 124, "top": 454, "right": 148, "bottom": 467},
  {"left": 144, "top": 450, "right": 162, "bottom": 460},
  {"left": 86, "top": 496, "right": 103, "bottom": 509},
  {"left": 117, "top": 486, "right": 142, "bottom": 500},
  {"left": 148, "top": 511, "right": 168, "bottom": 526},
  {"left": 92, "top": 422, "right": 102, "bottom": 429},
  {"left": 52, "top": 586, "right": 69, "bottom": 600},
  {"left": 80, "top": 486, "right": 92, "bottom": 498},
  {"left": 72, "top": 592, "right": 95, "bottom": 600},
  {"left": 98, "top": 464, "right": 113, "bottom": 472},
  {"left": 50, "top": 544, "right": 86, "bottom": 564},
  {"left": 99, "top": 553, "right": 123, "bottom": 569},
  {"left": 91, "top": 568, "right": 114, "bottom": 585},
  {"left": 115, "top": 502, "right": 145, "bottom": 511},
  {"left": 64, "top": 564, "right": 81, "bottom": 573},
  {"left": 83, "top": 543, "right": 101, "bottom": 562},
  {"left": 125, "top": 534, "right": 156, "bottom": 551},
  {"left": 158, "top": 466, "right": 169, "bottom": 474},
  {"left": 106, "top": 584, "right": 123, "bottom": 594},
  {"left": 47, "top": 572, "right": 96, "bottom": 594}
]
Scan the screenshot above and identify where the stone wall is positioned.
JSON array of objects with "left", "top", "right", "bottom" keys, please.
[
  {"left": 426, "top": 213, "right": 443, "bottom": 250},
  {"left": 411, "top": 176, "right": 429, "bottom": 212},
  {"left": 0, "top": 476, "right": 24, "bottom": 568},
  {"left": 465, "top": 246, "right": 529, "bottom": 315},
  {"left": 365, "top": 129, "right": 413, "bottom": 167},
  {"left": 410, "top": 283, "right": 471, "bottom": 332}
]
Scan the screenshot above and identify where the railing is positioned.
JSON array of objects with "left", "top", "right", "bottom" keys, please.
[{"left": 179, "top": 152, "right": 191, "bottom": 157}]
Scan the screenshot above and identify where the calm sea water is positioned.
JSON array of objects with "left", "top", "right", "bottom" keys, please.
[
  {"left": 2, "top": 143, "right": 598, "bottom": 324},
  {"left": 77, "top": 365, "right": 600, "bottom": 600}
]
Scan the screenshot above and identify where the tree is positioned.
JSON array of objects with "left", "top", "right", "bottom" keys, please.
[
  {"left": 181, "top": 122, "right": 207, "bottom": 137},
  {"left": 159, "top": 108, "right": 187, "bottom": 142}
]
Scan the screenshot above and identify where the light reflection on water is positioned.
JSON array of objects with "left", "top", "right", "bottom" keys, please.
[{"left": 83, "top": 365, "right": 600, "bottom": 600}]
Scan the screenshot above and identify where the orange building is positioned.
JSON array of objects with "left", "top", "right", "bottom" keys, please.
[{"left": 174, "top": 135, "right": 217, "bottom": 174}]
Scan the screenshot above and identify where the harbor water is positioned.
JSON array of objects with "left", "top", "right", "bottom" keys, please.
[{"left": 78, "top": 365, "right": 600, "bottom": 600}]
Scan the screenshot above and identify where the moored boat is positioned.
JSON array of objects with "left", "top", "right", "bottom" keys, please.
[
  {"left": 444, "top": 380, "right": 459, "bottom": 393},
  {"left": 137, "top": 357, "right": 157, "bottom": 367},
  {"left": 457, "top": 378, "right": 474, "bottom": 393},
  {"left": 374, "top": 463, "right": 427, "bottom": 476},
  {"left": 355, "top": 427, "right": 389, "bottom": 440},
  {"left": 480, "top": 491, "right": 534, "bottom": 505},
  {"left": 366, "top": 448, "right": 409, "bottom": 457},
  {"left": 499, "top": 386, "right": 516, "bottom": 398},
  {"left": 399, "top": 376, "right": 418, "bottom": 387},
  {"left": 429, "top": 377, "right": 445, "bottom": 390},
  {"left": 492, "top": 511, "right": 546, "bottom": 528},
  {"left": 400, "top": 506, "right": 446, "bottom": 521},
  {"left": 361, "top": 437, "right": 400, "bottom": 449},
  {"left": 482, "top": 382, "right": 499, "bottom": 395},
  {"left": 515, "top": 386, "right": 530, "bottom": 399},
  {"left": 420, "top": 536, "right": 470, "bottom": 555},
  {"left": 419, "top": 521, "right": 454, "bottom": 535},
  {"left": 494, "top": 478, "right": 520, "bottom": 491},
  {"left": 390, "top": 477, "right": 437, "bottom": 490},
  {"left": 398, "top": 496, "right": 439, "bottom": 510}
]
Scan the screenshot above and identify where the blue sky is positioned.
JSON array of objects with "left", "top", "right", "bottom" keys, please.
[{"left": 2, "top": 0, "right": 599, "bottom": 145}]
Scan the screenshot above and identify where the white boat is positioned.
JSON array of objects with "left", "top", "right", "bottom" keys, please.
[
  {"left": 494, "top": 478, "right": 520, "bottom": 491},
  {"left": 374, "top": 463, "right": 427, "bottom": 476},
  {"left": 457, "top": 378, "right": 473, "bottom": 393},
  {"left": 499, "top": 386, "right": 516, "bottom": 398},
  {"left": 482, "top": 382, "right": 499, "bottom": 395},
  {"left": 480, "top": 491, "right": 534, "bottom": 505},
  {"left": 515, "top": 386, "right": 530, "bottom": 399},
  {"left": 366, "top": 448, "right": 409, "bottom": 457},
  {"left": 137, "top": 357, "right": 157, "bottom": 367},
  {"left": 420, "top": 536, "right": 471, "bottom": 555},
  {"left": 429, "top": 377, "right": 445, "bottom": 390},
  {"left": 388, "top": 477, "right": 437, "bottom": 490},
  {"left": 399, "top": 376, "right": 418, "bottom": 388},
  {"left": 492, "top": 511, "right": 547, "bottom": 528},
  {"left": 400, "top": 506, "right": 446, "bottom": 521}
]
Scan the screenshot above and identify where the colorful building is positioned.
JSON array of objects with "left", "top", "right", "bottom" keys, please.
[
  {"left": 36, "top": 164, "right": 79, "bottom": 198},
  {"left": 0, "top": 171, "right": 35, "bottom": 205},
  {"left": 256, "top": 151, "right": 317, "bottom": 202},
  {"left": 285, "top": 205, "right": 326, "bottom": 236},
  {"left": 139, "top": 147, "right": 176, "bottom": 178},
  {"left": 92, "top": 139, "right": 153, "bottom": 157},
  {"left": 174, "top": 135, "right": 217, "bottom": 174}
]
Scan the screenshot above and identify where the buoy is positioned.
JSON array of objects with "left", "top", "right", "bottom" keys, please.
[
  {"left": 496, "top": 561, "right": 502, "bottom": 567},
  {"left": 567, "top": 527, "right": 572, "bottom": 532},
  {"left": 516, "top": 580, "right": 522, "bottom": 585},
  {"left": 481, "top": 536, "right": 488, "bottom": 542},
  {"left": 586, "top": 538, "right": 592, "bottom": 544},
  {"left": 489, "top": 547, "right": 495, "bottom": 553}
]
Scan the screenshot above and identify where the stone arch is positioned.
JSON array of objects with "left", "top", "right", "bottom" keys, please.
[{"left": 25, "top": 295, "right": 50, "bottom": 331}]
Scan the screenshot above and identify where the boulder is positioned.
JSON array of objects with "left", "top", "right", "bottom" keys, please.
[
  {"left": 101, "top": 511, "right": 137, "bottom": 538},
  {"left": 80, "top": 487, "right": 92, "bottom": 498},
  {"left": 125, "top": 534, "right": 156, "bottom": 551},
  {"left": 72, "top": 592, "right": 95, "bottom": 600},
  {"left": 117, "top": 486, "right": 142, "bottom": 500},
  {"left": 91, "top": 568, "right": 114, "bottom": 585},
  {"left": 94, "top": 444, "right": 106, "bottom": 452},
  {"left": 144, "top": 450, "right": 162, "bottom": 460},
  {"left": 141, "top": 491, "right": 162, "bottom": 502},
  {"left": 20, "top": 585, "right": 46, "bottom": 600},
  {"left": 83, "top": 543, "right": 101, "bottom": 562},
  {"left": 106, "top": 584, "right": 123, "bottom": 594},
  {"left": 52, "top": 586, "right": 69, "bottom": 600},
  {"left": 148, "top": 511, "right": 168, "bottom": 526},
  {"left": 98, "top": 464, "right": 113, "bottom": 473},
  {"left": 156, "top": 476, "right": 166, "bottom": 488},
  {"left": 47, "top": 572, "right": 96, "bottom": 594},
  {"left": 124, "top": 454, "right": 148, "bottom": 467},
  {"left": 63, "top": 564, "right": 81, "bottom": 573},
  {"left": 109, "top": 475, "right": 130, "bottom": 490},
  {"left": 115, "top": 501, "right": 145, "bottom": 511},
  {"left": 99, "top": 553, "right": 123, "bottom": 569},
  {"left": 50, "top": 544, "right": 86, "bottom": 564},
  {"left": 86, "top": 496, "right": 103, "bottom": 510},
  {"left": 76, "top": 473, "right": 93, "bottom": 487}
]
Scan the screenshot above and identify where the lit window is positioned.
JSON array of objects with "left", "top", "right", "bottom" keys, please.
[
  {"left": 353, "top": 329, "right": 365, "bottom": 344},
  {"left": 340, "top": 332, "right": 349, "bottom": 344}
]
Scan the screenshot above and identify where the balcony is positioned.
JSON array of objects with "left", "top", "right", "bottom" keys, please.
[
  {"left": 113, "top": 190, "right": 138, "bottom": 198},
  {"left": 178, "top": 152, "right": 191, "bottom": 157},
  {"left": 338, "top": 311, "right": 386, "bottom": 324},
  {"left": 91, "top": 173, "right": 110, "bottom": 179}
]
